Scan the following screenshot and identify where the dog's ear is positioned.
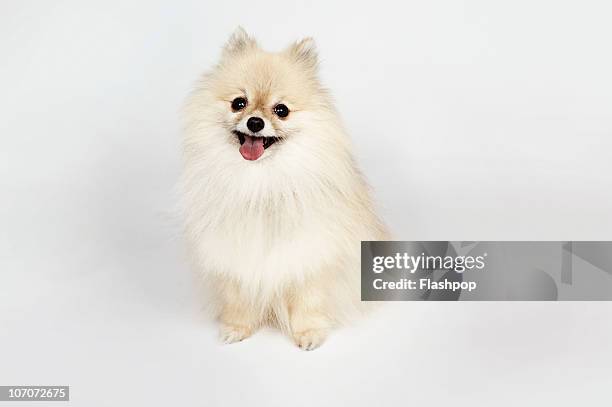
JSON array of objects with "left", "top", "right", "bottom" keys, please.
[
  {"left": 286, "top": 37, "right": 318, "bottom": 72},
  {"left": 223, "top": 27, "right": 256, "bottom": 57}
]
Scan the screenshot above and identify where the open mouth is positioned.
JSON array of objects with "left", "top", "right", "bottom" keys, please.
[{"left": 233, "top": 130, "right": 280, "bottom": 161}]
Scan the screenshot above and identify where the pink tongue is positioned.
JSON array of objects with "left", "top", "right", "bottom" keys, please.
[{"left": 239, "top": 135, "right": 265, "bottom": 161}]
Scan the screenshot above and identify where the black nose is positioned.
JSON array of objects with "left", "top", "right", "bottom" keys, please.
[{"left": 247, "top": 117, "right": 265, "bottom": 133}]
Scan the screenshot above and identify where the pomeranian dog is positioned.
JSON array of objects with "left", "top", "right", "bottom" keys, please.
[{"left": 181, "top": 28, "right": 387, "bottom": 350}]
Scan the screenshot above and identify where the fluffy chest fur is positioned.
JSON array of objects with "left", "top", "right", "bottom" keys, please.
[{"left": 182, "top": 138, "right": 374, "bottom": 294}]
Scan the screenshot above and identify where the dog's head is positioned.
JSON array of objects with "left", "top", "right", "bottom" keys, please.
[{"left": 189, "top": 27, "right": 336, "bottom": 163}]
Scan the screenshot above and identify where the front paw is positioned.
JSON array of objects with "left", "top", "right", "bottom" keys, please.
[
  {"left": 219, "top": 324, "right": 252, "bottom": 344},
  {"left": 293, "top": 329, "right": 328, "bottom": 351}
]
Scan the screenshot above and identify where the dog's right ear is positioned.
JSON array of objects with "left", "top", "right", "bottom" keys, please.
[{"left": 222, "top": 27, "right": 256, "bottom": 58}]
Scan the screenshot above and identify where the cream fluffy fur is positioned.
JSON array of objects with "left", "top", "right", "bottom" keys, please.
[{"left": 181, "top": 28, "right": 387, "bottom": 350}]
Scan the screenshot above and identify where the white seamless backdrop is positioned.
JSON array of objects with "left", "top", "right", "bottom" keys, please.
[{"left": 1, "top": 1, "right": 611, "bottom": 406}]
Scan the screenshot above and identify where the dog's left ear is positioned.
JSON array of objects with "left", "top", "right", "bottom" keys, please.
[{"left": 286, "top": 37, "right": 318, "bottom": 72}]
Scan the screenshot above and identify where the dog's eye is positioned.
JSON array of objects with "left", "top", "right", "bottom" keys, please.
[
  {"left": 273, "top": 103, "right": 290, "bottom": 118},
  {"left": 231, "top": 97, "right": 247, "bottom": 111}
]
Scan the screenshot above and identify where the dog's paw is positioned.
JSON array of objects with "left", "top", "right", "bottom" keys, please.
[
  {"left": 219, "top": 324, "right": 252, "bottom": 344},
  {"left": 293, "top": 329, "right": 327, "bottom": 351}
]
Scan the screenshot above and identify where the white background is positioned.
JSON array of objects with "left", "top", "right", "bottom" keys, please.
[{"left": 1, "top": 1, "right": 611, "bottom": 406}]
